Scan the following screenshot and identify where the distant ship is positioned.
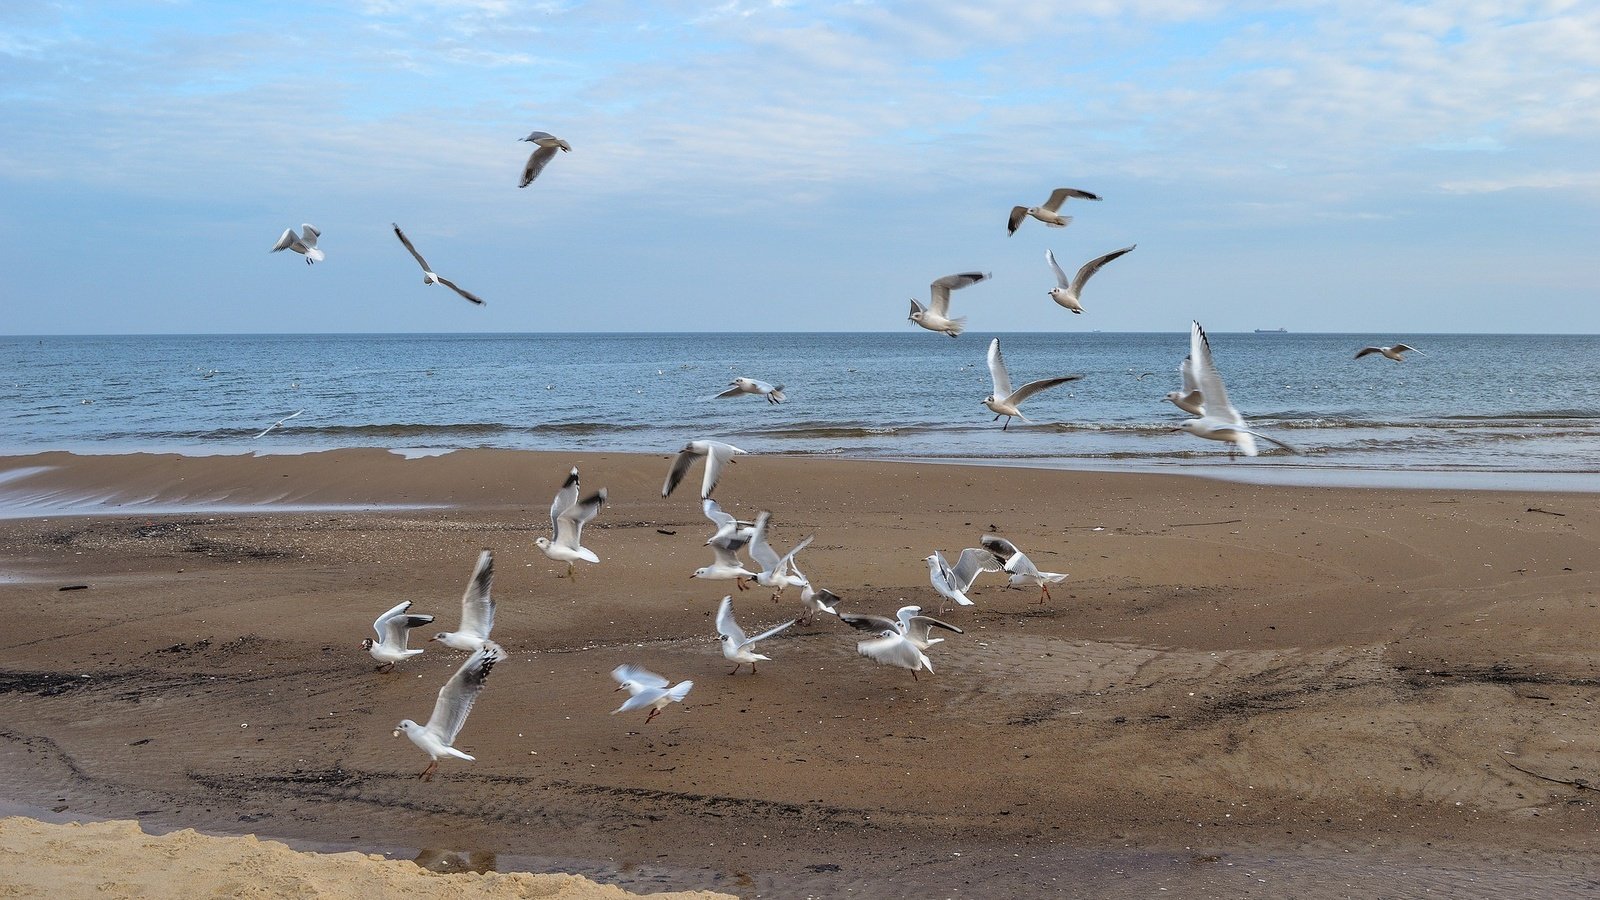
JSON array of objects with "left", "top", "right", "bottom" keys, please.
[{"left": 1254, "top": 327, "right": 1287, "bottom": 333}]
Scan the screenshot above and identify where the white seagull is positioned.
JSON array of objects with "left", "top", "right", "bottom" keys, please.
[
  {"left": 981, "top": 535, "right": 1068, "bottom": 604},
  {"left": 253, "top": 409, "right": 303, "bottom": 439},
  {"left": 430, "top": 550, "right": 496, "bottom": 652},
  {"left": 691, "top": 535, "right": 759, "bottom": 590},
  {"left": 1164, "top": 355, "right": 1205, "bottom": 416},
  {"left": 788, "top": 559, "right": 840, "bottom": 625},
  {"left": 840, "top": 604, "right": 963, "bottom": 650},
  {"left": 534, "top": 467, "right": 605, "bottom": 579},
  {"left": 1177, "top": 321, "right": 1297, "bottom": 458},
  {"left": 925, "top": 547, "right": 1005, "bottom": 612},
  {"left": 983, "top": 338, "right": 1083, "bottom": 430},
  {"left": 748, "top": 510, "right": 814, "bottom": 601},
  {"left": 611, "top": 664, "right": 694, "bottom": 724},
  {"left": 394, "top": 640, "right": 504, "bottom": 781},
  {"left": 715, "top": 595, "right": 796, "bottom": 675},
  {"left": 518, "top": 130, "right": 571, "bottom": 188},
  {"left": 392, "top": 223, "right": 486, "bottom": 306},
  {"left": 662, "top": 439, "right": 747, "bottom": 499},
  {"left": 908, "top": 272, "right": 990, "bottom": 338},
  {"left": 1008, "top": 187, "right": 1101, "bottom": 235},
  {"left": 1355, "top": 343, "right": 1424, "bottom": 362},
  {"left": 270, "top": 224, "right": 323, "bottom": 264},
  {"left": 1045, "top": 246, "right": 1135, "bottom": 314},
  {"left": 702, "top": 498, "right": 756, "bottom": 549},
  {"left": 362, "top": 600, "right": 434, "bottom": 672},
  {"left": 716, "top": 377, "right": 786, "bottom": 404}
]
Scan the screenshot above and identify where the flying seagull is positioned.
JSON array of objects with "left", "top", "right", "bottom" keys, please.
[
  {"left": 747, "top": 510, "right": 814, "bottom": 602},
  {"left": 981, "top": 535, "right": 1068, "bottom": 604},
  {"left": 362, "top": 600, "right": 434, "bottom": 672},
  {"left": 983, "top": 338, "right": 1083, "bottom": 430},
  {"left": 716, "top": 595, "right": 796, "bottom": 675},
  {"left": 431, "top": 550, "right": 496, "bottom": 652},
  {"left": 908, "top": 272, "right": 990, "bottom": 337},
  {"left": 519, "top": 131, "right": 571, "bottom": 187},
  {"left": 1045, "top": 246, "right": 1135, "bottom": 314},
  {"left": 392, "top": 223, "right": 486, "bottom": 306},
  {"left": 1177, "top": 321, "right": 1297, "bottom": 458},
  {"left": 1008, "top": 187, "right": 1101, "bottom": 235},
  {"left": 662, "top": 439, "right": 747, "bottom": 499},
  {"left": 716, "top": 377, "right": 786, "bottom": 404},
  {"left": 534, "top": 467, "right": 605, "bottom": 579},
  {"left": 1164, "top": 355, "right": 1205, "bottom": 416},
  {"left": 270, "top": 224, "right": 323, "bottom": 264},
  {"left": 393, "top": 640, "right": 504, "bottom": 781},
  {"left": 839, "top": 604, "right": 963, "bottom": 650},
  {"left": 611, "top": 664, "right": 693, "bottom": 724},
  {"left": 254, "top": 409, "right": 303, "bottom": 439},
  {"left": 1355, "top": 343, "right": 1423, "bottom": 362},
  {"left": 789, "top": 559, "right": 840, "bottom": 625},
  {"left": 925, "top": 547, "right": 1004, "bottom": 611}
]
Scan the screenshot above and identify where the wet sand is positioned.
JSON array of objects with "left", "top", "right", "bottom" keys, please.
[{"left": 1, "top": 449, "right": 1598, "bottom": 897}]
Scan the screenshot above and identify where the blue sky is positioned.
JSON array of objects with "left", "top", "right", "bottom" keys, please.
[{"left": 2, "top": 0, "right": 1596, "bottom": 334}]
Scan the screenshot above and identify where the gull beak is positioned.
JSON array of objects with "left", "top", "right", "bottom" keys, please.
[{"left": 613, "top": 685, "right": 625, "bottom": 692}]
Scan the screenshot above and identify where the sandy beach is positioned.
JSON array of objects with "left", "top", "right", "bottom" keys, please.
[{"left": 2, "top": 448, "right": 1599, "bottom": 897}]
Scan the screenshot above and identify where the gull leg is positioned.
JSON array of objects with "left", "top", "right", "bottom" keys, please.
[
  {"left": 645, "top": 708, "right": 659, "bottom": 724},
  {"left": 993, "top": 414, "right": 1001, "bottom": 422},
  {"left": 912, "top": 669, "right": 920, "bottom": 681},
  {"left": 420, "top": 760, "right": 438, "bottom": 781},
  {"left": 736, "top": 577, "right": 748, "bottom": 592},
  {"left": 728, "top": 663, "right": 742, "bottom": 676},
  {"left": 566, "top": 561, "right": 576, "bottom": 580}
]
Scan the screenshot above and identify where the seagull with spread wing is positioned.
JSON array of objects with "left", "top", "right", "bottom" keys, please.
[
  {"left": 611, "top": 664, "right": 693, "bottom": 723},
  {"left": 1164, "top": 355, "right": 1205, "bottom": 416},
  {"left": 662, "top": 440, "right": 747, "bottom": 499},
  {"left": 748, "top": 510, "right": 814, "bottom": 602},
  {"left": 983, "top": 338, "right": 1083, "bottom": 430},
  {"left": 716, "top": 377, "right": 786, "bottom": 404},
  {"left": 908, "top": 271, "right": 990, "bottom": 337},
  {"left": 981, "top": 535, "right": 1068, "bottom": 604},
  {"left": 270, "top": 224, "right": 323, "bottom": 264},
  {"left": 534, "top": 467, "right": 606, "bottom": 579},
  {"left": 430, "top": 550, "right": 496, "bottom": 652},
  {"left": 393, "top": 640, "right": 503, "bottom": 781},
  {"left": 1176, "top": 321, "right": 1297, "bottom": 458},
  {"left": 1008, "top": 187, "right": 1100, "bottom": 235},
  {"left": 362, "top": 600, "right": 434, "bottom": 672},
  {"left": 716, "top": 595, "right": 796, "bottom": 675},
  {"left": 391, "top": 223, "right": 486, "bottom": 306},
  {"left": 924, "top": 547, "right": 1005, "bottom": 612},
  {"left": 1355, "top": 343, "right": 1423, "bottom": 362},
  {"left": 1045, "top": 245, "right": 1135, "bottom": 314},
  {"left": 518, "top": 130, "right": 571, "bottom": 187}
]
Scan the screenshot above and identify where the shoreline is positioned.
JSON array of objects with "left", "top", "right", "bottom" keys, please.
[{"left": 3, "top": 448, "right": 1599, "bottom": 896}]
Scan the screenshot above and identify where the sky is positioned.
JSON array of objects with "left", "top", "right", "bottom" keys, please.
[{"left": 1, "top": 0, "right": 1597, "bottom": 335}]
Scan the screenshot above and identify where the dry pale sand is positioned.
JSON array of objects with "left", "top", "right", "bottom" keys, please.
[{"left": 1, "top": 449, "right": 1599, "bottom": 897}]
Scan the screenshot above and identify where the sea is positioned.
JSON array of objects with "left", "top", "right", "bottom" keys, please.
[{"left": 3, "top": 331, "right": 1598, "bottom": 490}]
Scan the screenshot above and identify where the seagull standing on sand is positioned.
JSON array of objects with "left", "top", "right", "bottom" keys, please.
[
  {"left": 1164, "top": 355, "right": 1205, "bottom": 416},
  {"left": 1177, "top": 321, "right": 1297, "bottom": 458},
  {"left": 748, "top": 510, "right": 814, "bottom": 601},
  {"left": 431, "top": 550, "right": 496, "bottom": 652},
  {"left": 983, "top": 338, "right": 1083, "bottom": 430},
  {"left": 716, "top": 377, "right": 786, "bottom": 404},
  {"left": 392, "top": 223, "right": 486, "bottom": 306},
  {"left": 981, "top": 536, "right": 1068, "bottom": 604},
  {"left": 253, "top": 409, "right": 303, "bottom": 439},
  {"left": 518, "top": 131, "right": 571, "bottom": 187},
  {"left": 662, "top": 440, "right": 747, "bottom": 499},
  {"left": 908, "top": 272, "right": 990, "bottom": 337},
  {"left": 1355, "top": 343, "right": 1424, "bottom": 362},
  {"left": 788, "top": 560, "right": 840, "bottom": 625},
  {"left": 1008, "top": 187, "right": 1101, "bottom": 235},
  {"left": 925, "top": 548, "right": 1005, "bottom": 612},
  {"left": 611, "top": 664, "right": 693, "bottom": 723},
  {"left": 716, "top": 595, "right": 796, "bottom": 675},
  {"left": 270, "top": 225, "right": 323, "bottom": 264},
  {"left": 362, "top": 601, "right": 434, "bottom": 672},
  {"left": 1045, "top": 246, "right": 1135, "bottom": 314},
  {"left": 394, "top": 640, "right": 503, "bottom": 781},
  {"left": 534, "top": 467, "right": 606, "bottom": 579}
]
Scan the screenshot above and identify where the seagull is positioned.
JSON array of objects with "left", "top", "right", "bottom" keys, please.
[
  {"left": 980, "top": 535, "right": 1068, "bottom": 604},
  {"left": 1008, "top": 187, "right": 1101, "bottom": 235},
  {"left": 925, "top": 547, "right": 1004, "bottom": 612},
  {"left": 716, "top": 377, "right": 786, "bottom": 404},
  {"left": 839, "top": 604, "right": 963, "bottom": 650},
  {"left": 788, "top": 559, "right": 840, "bottom": 625},
  {"left": 611, "top": 664, "right": 693, "bottom": 724},
  {"left": 690, "top": 536, "right": 759, "bottom": 590},
  {"left": 662, "top": 439, "right": 747, "bottom": 499},
  {"left": 1355, "top": 343, "right": 1424, "bottom": 362},
  {"left": 748, "top": 510, "right": 814, "bottom": 601},
  {"left": 533, "top": 467, "right": 605, "bottom": 579},
  {"left": 518, "top": 130, "right": 571, "bottom": 188},
  {"left": 1045, "top": 246, "right": 1135, "bottom": 314},
  {"left": 253, "top": 409, "right": 303, "bottom": 439},
  {"left": 1177, "top": 321, "right": 1297, "bottom": 458},
  {"left": 908, "top": 272, "right": 990, "bottom": 337},
  {"left": 394, "top": 640, "right": 503, "bottom": 781},
  {"left": 715, "top": 595, "right": 796, "bottom": 675},
  {"left": 430, "top": 550, "right": 495, "bottom": 652},
  {"left": 391, "top": 223, "right": 486, "bottom": 306},
  {"left": 1164, "top": 355, "right": 1205, "bottom": 416},
  {"left": 702, "top": 498, "right": 756, "bottom": 549},
  {"left": 270, "top": 224, "right": 323, "bottom": 264},
  {"left": 362, "top": 600, "right": 434, "bottom": 672},
  {"left": 983, "top": 338, "right": 1083, "bottom": 430}
]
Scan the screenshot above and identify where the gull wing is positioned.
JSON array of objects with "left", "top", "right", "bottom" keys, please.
[
  {"left": 1190, "top": 320, "right": 1241, "bottom": 425},
  {"left": 1179, "top": 354, "right": 1199, "bottom": 394},
  {"left": 1045, "top": 248, "right": 1071, "bottom": 289},
  {"left": 858, "top": 633, "right": 930, "bottom": 672},
  {"left": 714, "top": 386, "right": 745, "bottom": 398},
  {"left": 747, "top": 511, "right": 781, "bottom": 574},
  {"left": 611, "top": 664, "right": 669, "bottom": 694},
  {"left": 555, "top": 489, "right": 605, "bottom": 550},
  {"left": 1007, "top": 205, "right": 1028, "bottom": 236},
  {"left": 434, "top": 275, "right": 486, "bottom": 306},
  {"left": 709, "top": 539, "right": 748, "bottom": 568},
  {"left": 299, "top": 224, "right": 320, "bottom": 248},
  {"left": 700, "top": 441, "right": 745, "bottom": 498},
  {"left": 703, "top": 498, "right": 739, "bottom": 543},
  {"left": 1392, "top": 343, "right": 1422, "bottom": 354},
  {"left": 838, "top": 611, "right": 899, "bottom": 634},
  {"left": 908, "top": 298, "right": 926, "bottom": 319},
  {"left": 716, "top": 595, "right": 749, "bottom": 647},
  {"left": 522, "top": 130, "right": 558, "bottom": 142},
  {"left": 743, "top": 617, "right": 796, "bottom": 647},
  {"left": 1354, "top": 347, "right": 1383, "bottom": 359},
  {"left": 456, "top": 550, "right": 495, "bottom": 641},
  {"left": 614, "top": 685, "right": 668, "bottom": 714},
  {"left": 1004, "top": 549, "right": 1043, "bottom": 578},
  {"left": 424, "top": 641, "right": 503, "bottom": 744},
  {"left": 391, "top": 223, "right": 432, "bottom": 273},
  {"left": 986, "top": 338, "right": 1013, "bottom": 399},
  {"left": 549, "top": 467, "right": 580, "bottom": 536},
  {"left": 1069, "top": 245, "right": 1135, "bottom": 295},
  {"left": 929, "top": 272, "right": 988, "bottom": 317},
  {"left": 519, "top": 144, "right": 559, "bottom": 188},
  {"left": 1006, "top": 374, "right": 1083, "bottom": 407},
  {"left": 662, "top": 444, "right": 701, "bottom": 497},
  {"left": 373, "top": 600, "right": 414, "bottom": 642},
  {"left": 271, "top": 228, "right": 299, "bottom": 253},
  {"left": 951, "top": 547, "right": 1004, "bottom": 592},
  {"left": 903, "top": 612, "right": 963, "bottom": 645},
  {"left": 1043, "top": 187, "right": 1102, "bottom": 212},
  {"left": 980, "top": 535, "right": 1020, "bottom": 562},
  {"left": 777, "top": 533, "right": 814, "bottom": 571},
  {"left": 1214, "top": 426, "right": 1299, "bottom": 455}
]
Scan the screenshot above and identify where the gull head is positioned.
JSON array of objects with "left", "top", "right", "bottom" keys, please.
[
  {"left": 533, "top": 536, "right": 551, "bottom": 551},
  {"left": 690, "top": 567, "right": 711, "bottom": 579},
  {"left": 908, "top": 306, "right": 922, "bottom": 324},
  {"left": 429, "top": 632, "right": 448, "bottom": 643},
  {"left": 393, "top": 719, "right": 418, "bottom": 738},
  {"left": 1176, "top": 420, "right": 1203, "bottom": 435},
  {"left": 360, "top": 638, "right": 374, "bottom": 650}
]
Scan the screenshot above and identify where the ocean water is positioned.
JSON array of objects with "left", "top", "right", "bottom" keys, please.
[{"left": 3, "top": 332, "right": 1598, "bottom": 487}]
